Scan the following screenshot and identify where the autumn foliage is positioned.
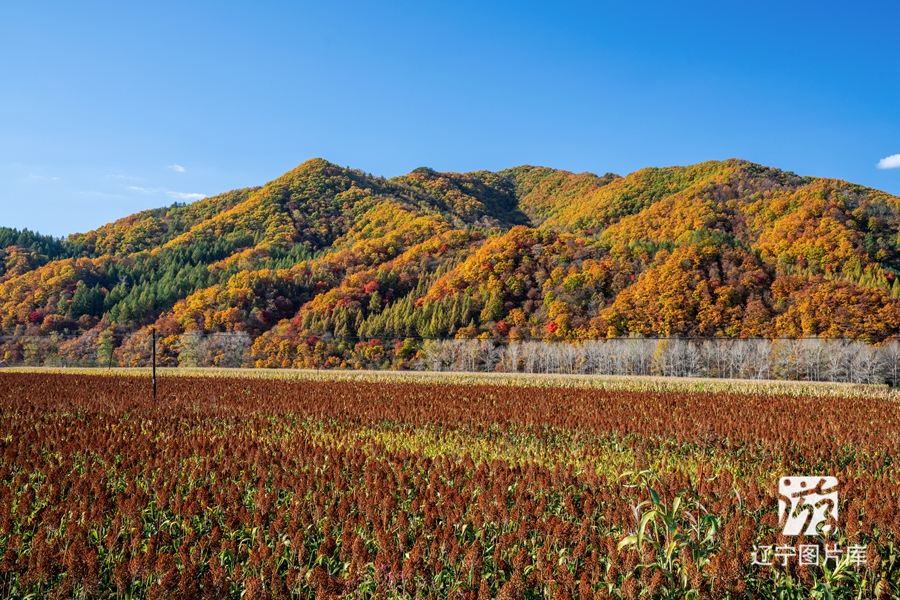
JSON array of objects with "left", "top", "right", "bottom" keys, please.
[{"left": 3, "top": 158, "right": 900, "bottom": 369}]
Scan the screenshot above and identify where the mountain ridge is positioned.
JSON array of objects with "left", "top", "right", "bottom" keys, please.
[{"left": 3, "top": 157, "right": 900, "bottom": 367}]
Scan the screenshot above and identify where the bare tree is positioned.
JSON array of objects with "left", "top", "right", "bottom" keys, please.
[
  {"left": 849, "top": 342, "right": 883, "bottom": 384},
  {"left": 747, "top": 339, "right": 772, "bottom": 380},
  {"left": 557, "top": 343, "right": 578, "bottom": 374},
  {"left": 580, "top": 340, "right": 603, "bottom": 375},
  {"left": 477, "top": 340, "right": 502, "bottom": 372},
  {"left": 800, "top": 338, "right": 828, "bottom": 382},
  {"left": 629, "top": 339, "right": 656, "bottom": 376},
  {"left": 521, "top": 341, "right": 542, "bottom": 374},
  {"left": 422, "top": 340, "right": 452, "bottom": 371},
  {"left": 825, "top": 340, "right": 851, "bottom": 383},
  {"left": 880, "top": 341, "right": 900, "bottom": 387},
  {"left": 501, "top": 342, "right": 522, "bottom": 373}
]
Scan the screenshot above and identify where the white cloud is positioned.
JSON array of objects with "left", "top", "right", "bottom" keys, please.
[
  {"left": 877, "top": 154, "right": 900, "bottom": 169},
  {"left": 168, "top": 164, "right": 186, "bottom": 173},
  {"left": 167, "top": 191, "right": 206, "bottom": 201},
  {"left": 125, "top": 185, "right": 205, "bottom": 202},
  {"left": 78, "top": 190, "right": 128, "bottom": 199}
]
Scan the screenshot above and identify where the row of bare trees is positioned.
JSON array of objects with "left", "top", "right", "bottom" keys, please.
[
  {"left": 420, "top": 338, "right": 900, "bottom": 384},
  {"left": 4, "top": 331, "right": 900, "bottom": 384}
]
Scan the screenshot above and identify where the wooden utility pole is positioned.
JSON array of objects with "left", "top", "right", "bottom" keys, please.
[{"left": 151, "top": 327, "right": 157, "bottom": 399}]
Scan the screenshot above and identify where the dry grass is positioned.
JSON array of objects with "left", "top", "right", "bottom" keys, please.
[{"left": 4, "top": 364, "right": 895, "bottom": 399}]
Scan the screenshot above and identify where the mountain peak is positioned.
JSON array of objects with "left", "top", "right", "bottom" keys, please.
[{"left": 2, "top": 158, "right": 899, "bottom": 346}]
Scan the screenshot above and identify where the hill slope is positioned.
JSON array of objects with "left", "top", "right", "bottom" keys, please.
[{"left": 2, "top": 157, "right": 900, "bottom": 366}]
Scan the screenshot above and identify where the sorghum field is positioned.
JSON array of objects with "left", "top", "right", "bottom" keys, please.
[{"left": 1, "top": 372, "right": 899, "bottom": 599}]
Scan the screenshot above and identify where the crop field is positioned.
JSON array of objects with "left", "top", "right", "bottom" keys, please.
[{"left": 0, "top": 372, "right": 898, "bottom": 599}]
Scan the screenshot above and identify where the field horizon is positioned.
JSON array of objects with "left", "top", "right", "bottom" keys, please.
[{"left": 2, "top": 363, "right": 893, "bottom": 399}]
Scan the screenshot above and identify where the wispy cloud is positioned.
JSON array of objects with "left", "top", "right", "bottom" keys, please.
[
  {"left": 78, "top": 190, "right": 128, "bottom": 199},
  {"left": 877, "top": 154, "right": 900, "bottom": 170},
  {"left": 168, "top": 164, "right": 186, "bottom": 173},
  {"left": 167, "top": 191, "right": 206, "bottom": 201},
  {"left": 29, "top": 174, "right": 61, "bottom": 181},
  {"left": 126, "top": 185, "right": 205, "bottom": 202}
]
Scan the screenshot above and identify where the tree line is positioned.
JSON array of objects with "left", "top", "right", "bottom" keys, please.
[{"left": 3, "top": 333, "right": 899, "bottom": 385}]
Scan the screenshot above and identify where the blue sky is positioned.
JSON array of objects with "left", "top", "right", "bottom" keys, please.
[{"left": 1, "top": 1, "right": 898, "bottom": 237}]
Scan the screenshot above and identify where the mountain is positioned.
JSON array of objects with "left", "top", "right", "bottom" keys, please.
[{"left": 2, "top": 157, "right": 900, "bottom": 367}]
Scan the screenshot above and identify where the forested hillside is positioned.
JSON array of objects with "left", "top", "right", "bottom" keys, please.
[{"left": 3, "top": 157, "right": 900, "bottom": 369}]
